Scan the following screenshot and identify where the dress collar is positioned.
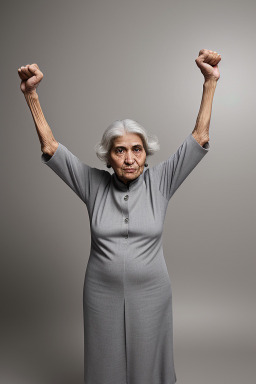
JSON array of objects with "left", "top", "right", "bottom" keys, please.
[{"left": 112, "top": 168, "right": 146, "bottom": 192}]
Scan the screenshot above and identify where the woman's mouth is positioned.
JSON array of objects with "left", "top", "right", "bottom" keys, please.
[{"left": 124, "top": 168, "right": 136, "bottom": 173}]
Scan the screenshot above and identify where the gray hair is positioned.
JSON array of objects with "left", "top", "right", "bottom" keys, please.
[{"left": 94, "top": 119, "right": 160, "bottom": 164}]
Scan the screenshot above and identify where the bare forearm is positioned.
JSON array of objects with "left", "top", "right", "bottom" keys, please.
[
  {"left": 192, "top": 79, "right": 217, "bottom": 146},
  {"left": 24, "top": 91, "right": 58, "bottom": 155}
]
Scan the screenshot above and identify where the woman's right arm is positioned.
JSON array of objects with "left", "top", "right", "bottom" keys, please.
[
  {"left": 18, "top": 63, "right": 58, "bottom": 156},
  {"left": 24, "top": 90, "right": 59, "bottom": 156},
  {"left": 18, "top": 63, "right": 109, "bottom": 206}
]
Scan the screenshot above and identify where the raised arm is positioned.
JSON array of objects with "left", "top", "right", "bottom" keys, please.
[
  {"left": 192, "top": 49, "right": 221, "bottom": 146},
  {"left": 150, "top": 49, "right": 221, "bottom": 201},
  {"left": 17, "top": 63, "right": 58, "bottom": 155},
  {"left": 17, "top": 63, "right": 108, "bottom": 207}
]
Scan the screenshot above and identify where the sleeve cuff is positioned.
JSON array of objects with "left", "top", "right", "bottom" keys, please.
[
  {"left": 41, "top": 142, "right": 62, "bottom": 164},
  {"left": 189, "top": 133, "right": 210, "bottom": 151}
]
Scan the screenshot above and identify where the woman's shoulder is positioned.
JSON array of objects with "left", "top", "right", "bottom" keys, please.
[{"left": 90, "top": 167, "right": 111, "bottom": 183}]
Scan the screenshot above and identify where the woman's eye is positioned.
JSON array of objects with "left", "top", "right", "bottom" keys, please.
[{"left": 115, "top": 147, "right": 141, "bottom": 154}]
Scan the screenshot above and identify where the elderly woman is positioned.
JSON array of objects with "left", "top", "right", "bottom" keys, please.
[{"left": 18, "top": 48, "right": 221, "bottom": 384}]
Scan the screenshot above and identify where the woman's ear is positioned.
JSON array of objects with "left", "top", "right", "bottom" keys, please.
[{"left": 106, "top": 155, "right": 112, "bottom": 168}]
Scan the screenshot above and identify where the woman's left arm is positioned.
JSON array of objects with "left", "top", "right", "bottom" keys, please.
[
  {"left": 192, "top": 49, "right": 222, "bottom": 147},
  {"left": 150, "top": 49, "right": 222, "bottom": 201}
]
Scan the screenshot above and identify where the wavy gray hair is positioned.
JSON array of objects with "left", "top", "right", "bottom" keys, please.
[{"left": 94, "top": 119, "right": 160, "bottom": 165}]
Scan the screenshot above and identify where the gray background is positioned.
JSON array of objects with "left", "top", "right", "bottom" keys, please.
[{"left": 1, "top": 0, "right": 256, "bottom": 383}]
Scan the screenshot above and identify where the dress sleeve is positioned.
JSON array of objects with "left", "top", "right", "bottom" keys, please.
[
  {"left": 151, "top": 133, "right": 210, "bottom": 201},
  {"left": 41, "top": 142, "right": 105, "bottom": 206}
]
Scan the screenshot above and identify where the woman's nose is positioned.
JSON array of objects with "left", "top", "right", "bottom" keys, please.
[{"left": 125, "top": 151, "right": 134, "bottom": 164}]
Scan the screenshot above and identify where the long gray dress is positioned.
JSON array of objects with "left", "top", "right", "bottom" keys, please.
[{"left": 41, "top": 132, "right": 210, "bottom": 384}]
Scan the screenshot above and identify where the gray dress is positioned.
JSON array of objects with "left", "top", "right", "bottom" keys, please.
[{"left": 41, "top": 132, "right": 210, "bottom": 384}]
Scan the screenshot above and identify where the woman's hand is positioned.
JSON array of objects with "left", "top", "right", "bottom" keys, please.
[
  {"left": 17, "top": 63, "right": 43, "bottom": 94},
  {"left": 195, "top": 49, "right": 221, "bottom": 82}
]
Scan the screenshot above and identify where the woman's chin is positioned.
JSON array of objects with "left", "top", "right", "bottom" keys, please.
[{"left": 116, "top": 171, "right": 139, "bottom": 184}]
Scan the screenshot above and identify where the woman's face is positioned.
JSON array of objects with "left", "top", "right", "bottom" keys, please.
[{"left": 108, "top": 133, "right": 147, "bottom": 184}]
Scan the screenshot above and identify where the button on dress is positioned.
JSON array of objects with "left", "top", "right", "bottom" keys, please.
[{"left": 41, "top": 132, "right": 210, "bottom": 384}]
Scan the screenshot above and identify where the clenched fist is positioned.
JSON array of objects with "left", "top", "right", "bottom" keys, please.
[
  {"left": 17, "top": 63, "right": 43, "bottom": 94},
  {"left": 195, "top": 49, "right": 221, "bottom": 82}
]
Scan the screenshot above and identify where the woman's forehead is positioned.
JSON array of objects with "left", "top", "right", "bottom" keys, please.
[{"left": 113, "top": 133, "right": 143, "bottom": 146}]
